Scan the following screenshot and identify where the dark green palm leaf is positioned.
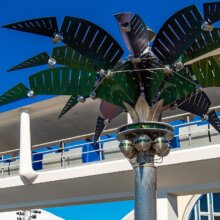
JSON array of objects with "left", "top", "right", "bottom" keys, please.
[
  {"left": 7, "top": 52, "right": 50, "bottom": 72},
  {"left": 95, "top": 62, "right": 140, "bottom": 108},
  {"left": 0, "top": 83, "right": 29, "bottom": 105},
  {"left": 159, "top": 70, "right": 197, "bottom": 106},
  {"left": 183, "top": 29, "right": 220, "bottom": 63},
  {"left": 60, "top": 16, "right": 124, "bottom": 69},
  {"left": 58, "top": 96, "right": 78, "bottom": 119},
  {"left": 29, "top": 67, "right": 97, "bottom": 96},
  {"left": 190, "top": 55, "right": 220, "bottom": 88}
]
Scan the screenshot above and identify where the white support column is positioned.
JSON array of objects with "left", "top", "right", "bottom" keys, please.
[
  {"left": 19, "top": 109, "right": 38, "bottom": 184},
  {"left": 157, "top": 193, "right": 178, "bottom": 220}
]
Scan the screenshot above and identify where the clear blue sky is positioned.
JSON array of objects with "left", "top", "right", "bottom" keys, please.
[{"left": 0, "top": 0, "right": 210, "bottom": 219}]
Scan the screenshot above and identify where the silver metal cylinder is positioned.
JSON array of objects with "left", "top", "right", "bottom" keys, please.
[{"left": 134, "top": 164, "right": 157, "bottom": 220}]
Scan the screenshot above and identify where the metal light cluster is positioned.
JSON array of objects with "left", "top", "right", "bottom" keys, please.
[
  {"left": 119, "top": 135, "right": 170, "bottom": 160},
  {"left": 134, "top": 134, "right": 151, "bottom": 152},
  {"left": 152, "top": 136, "right": 170, "bottom": 157},
  {"left": 119, "top": 139, "right": 136, "bottom": 159}
]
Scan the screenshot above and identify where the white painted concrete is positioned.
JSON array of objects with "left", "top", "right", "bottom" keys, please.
[
  {"left": 181, "top": 194, "right": 201, "bottom": 220},
  {"left": 177, "top": 195, "right": 193, "bottom": 220},
  {"left": 19, "top": 109, "right": 38, "bottom": 184},
  {"left": 157, "top": 194, "right": 178, "bottom": 220}
]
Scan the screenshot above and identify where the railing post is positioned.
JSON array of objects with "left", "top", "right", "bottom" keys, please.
[
  {"left": 187, "top": 116, "right": 192, "bottom": 148},
  {"left": 99, "top": 142, "right": 103, "bottom": 162},
  {"left": 60, "top": 141, "right": 66, "bottom": 168}
]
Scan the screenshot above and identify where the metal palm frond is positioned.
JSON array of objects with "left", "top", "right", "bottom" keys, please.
[
  {"left": 123, "top": 96, "right": 164, "bottom": 123},
  {"left": 1, "top": 2, "right": 220, "bottom": 135}
]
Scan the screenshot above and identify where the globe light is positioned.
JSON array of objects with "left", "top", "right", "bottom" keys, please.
[
  {"left": 90, "top": 92, "right": 97, "bottom": 99},
  {"left": 48, "top": 57, "right": 56, "bottom": 67},
  {"left": 106, "top": 71, "right": 114, "bottom": 79},
  {"left": 161, "top": 147, "right": 170, "bottom": 157},
  {"left": 134, "top": 134, "right": 151, "bottom": 152},
  {"left": 201, "top": 21, "right": 214, "bottom": 32},
  {"left": 163, "top": 66, "right": 172, "bottom": 75},
  {"left": 77, "top": 95, "right": 85, "bottom": 103},
  {"left": 153, "top": 136, "right": 170, "bottom": 157},
  {"left": 27, "top": 90, "right": 35, "bottom": 98},
  {"left": 119, "top": 139, "right": 136, "bottom": 159},
  {"left": 99, "top": 69, "right": 107, "bottom": 78},
  {"left": 175, "top": 61, "right": 184, "bottom": 70},
  {"left": 52, "top": 33, "right": 64, "bottom": 43}
]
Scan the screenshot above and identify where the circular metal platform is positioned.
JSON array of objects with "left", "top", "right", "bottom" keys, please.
[{"left": 116, "top": 122, "right": 174, "bottom": 141}]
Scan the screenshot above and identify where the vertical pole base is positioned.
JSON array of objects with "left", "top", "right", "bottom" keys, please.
[{"left": 134, "top": 164, "right": 157, "bottom": 220}]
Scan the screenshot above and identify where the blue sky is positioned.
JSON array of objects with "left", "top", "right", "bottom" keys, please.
[
  {"left": 45, "top": 200, "right": 134, "bottom": 220},
  {"left": 0, "top": 0, "right": 210, "bottom": 219},
  {"left": 0, "top": 0, "right": 208, "bottom": 112}
]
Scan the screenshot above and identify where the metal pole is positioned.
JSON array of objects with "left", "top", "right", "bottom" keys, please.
[
  {"left": 134, "top": 152, "right": 157, "bottom": 220},
  {"left": 134, "top": 165, "right": 157, "bottom": 220},
  {"left": 117, "top": 121, "right": 173, "bottom": 220}
]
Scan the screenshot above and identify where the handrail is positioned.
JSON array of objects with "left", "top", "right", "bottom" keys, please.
[
  {"left": 30, "top": 104, "right": 220, "bottom": 150},
  {"left": 32, "top": 128, "right": 117, "bottom": 149},
  {"left": 1, "top": 125, "right": 216, "bottom": 166},
  {"left": 162, "top": 105, "right": 220, "bottom": 121},
  {"left": 31, "top": 137, "right": 116, "bottom": 156},
  {"left": 0, "top": 123, "right": 219, "bottom": 179}
]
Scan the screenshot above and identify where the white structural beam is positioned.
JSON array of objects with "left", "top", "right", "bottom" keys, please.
[
  {"left": 19, "top": 109, "right": 38, "bottom": 184},
  {"left": 157, "top": 193, "right": 178, "bottom": 220}
]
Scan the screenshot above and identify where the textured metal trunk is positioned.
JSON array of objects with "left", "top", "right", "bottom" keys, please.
[{"left": 134, "top": 165, "right": 157, "bottom": 220}]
